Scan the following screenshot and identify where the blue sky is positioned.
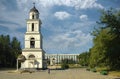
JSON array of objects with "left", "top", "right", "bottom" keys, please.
[{"left": 0, "top": 0, "right": 120, "bottom": 54}]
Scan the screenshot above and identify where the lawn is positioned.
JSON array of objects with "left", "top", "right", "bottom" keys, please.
[
  {"left": 96, "top": 67, "right": 120, "bottom": 77},
  {"left": 109, "top": 71, "right": 120, "bottom": 77}
]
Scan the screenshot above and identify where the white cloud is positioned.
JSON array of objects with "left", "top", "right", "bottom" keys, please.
[
  {"left": 0, "top": 11, "right": 26, "bottom": 31},
  {"left": 55, "top": 30, "right": 92, "bottom": 47},
  {"left": 74, "top": 0, "right": 104, "bottom": 9},
  {"left": 80, "top": 14, "right": 88, "bottom": 21},
  {"left": 54, "top": 11, "right": 71, "bottom": 20},
  {"left": 43, "top": 19, "right": 95, "bottom": 53},
  {"left": 44, "top": 30, "right": 92, "bottom": 50},
  {"left": 0, "top": 2, "right": 26, "bottom": 48},
  {"left": 17, "top": 0, "right": 104, "bottom": 10}
]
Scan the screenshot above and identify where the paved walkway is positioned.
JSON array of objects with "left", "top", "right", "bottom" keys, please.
[{"left": 0, "top": 68, "right": 119, "bottom": 79}]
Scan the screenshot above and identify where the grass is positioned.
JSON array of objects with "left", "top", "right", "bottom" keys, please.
[
  {"left": 96, "top": 67, "right": 109, "bottom": 72},
  {"left": 95, "top": 67, "right": 120, "bottom": 77},
  {"left": 8, "top": 70, "right": 18, "bottom": 73},
  {"left": 109, "top": 71, "right": 120, "bottom": 77},
  {"left": 68, "top": 64, "right": 82, "bottom": 68}
]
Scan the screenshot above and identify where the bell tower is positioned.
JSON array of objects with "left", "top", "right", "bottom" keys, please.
[
  {"left": 25, "top": 4, "right": 42, "bottom": 49},
  {"left": 21, "top": 3, "right": 46, "bottom": 69}
]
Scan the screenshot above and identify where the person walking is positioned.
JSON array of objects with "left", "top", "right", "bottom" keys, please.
[{"left": 48, "top": 68, "right": 50, "bottom": 74}]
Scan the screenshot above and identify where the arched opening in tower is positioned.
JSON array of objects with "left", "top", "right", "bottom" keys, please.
[
  {"left": 30, "top": 38, "right": 35, "bottom": 48},
  {"left": 32, "top": 14, "right": 34, "bottom": 19},
  {"left": 32, "top": 23, "right": 34, "bottom": 31},
  {"left": 29, "top": 54, "right": 35, "bottom": 59}
]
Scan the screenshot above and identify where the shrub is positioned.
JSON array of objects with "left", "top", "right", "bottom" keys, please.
[
  {"left": 91, "top": 68, "right": 97, "bottom": 72},
  {"left": 86, "top": 68, "right": 90, "bottom": 71},
  {"left": 61, "top": 63, "right": 69, "bottom": 69},
  {"left": 100, "top": 70, "right": 108, "bottom": 75}
]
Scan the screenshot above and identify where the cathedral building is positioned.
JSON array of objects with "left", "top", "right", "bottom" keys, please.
[{"left": 21, "top": 4, "right": 46, "bottom": 69}]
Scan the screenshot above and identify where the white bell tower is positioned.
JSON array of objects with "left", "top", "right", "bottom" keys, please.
[
  {"left": 25, "top": 5, "right": 42, "bottom": 49},
  {"left": 21, "top": 3, "right": 46, "bottom": 69}
]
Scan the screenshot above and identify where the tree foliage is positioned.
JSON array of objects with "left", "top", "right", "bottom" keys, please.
[
  {"left": 61, "top": 59, "right": 70, "bottom": 69},
  {"left": 61, "top": 58, "right": 76, "bottom": 64},
  {"left": 61, "top": 63, "right": 69, "bottom": 69},
  {"left": 90, "top": 29, "right": 116, "bottom": 68},
  {"left": 0, "top": 35, "right": 21, "bottom": 68},
  {"left": 90, "top": 9, "right": 120, "bottom": 70},
  {"left": 78, "top": 52, "right": 90, "bottom": 66}
]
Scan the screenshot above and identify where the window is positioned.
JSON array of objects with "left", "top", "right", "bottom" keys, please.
[
  {"left": 32, "top": 23, "right": 34, "bottom": 31},
  {"left": 32, "top": 15, "right": 34, "bottom": 19},
  {"left": 30, "top": 38, "right": 35, "bottom": 48},
  {"left": 29, "top": 54, "right": 35, "bottom": 59}
]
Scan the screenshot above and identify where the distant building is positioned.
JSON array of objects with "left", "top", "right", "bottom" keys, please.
[{"left": 45, "top": 54, "right": 79, "bottom": 65}]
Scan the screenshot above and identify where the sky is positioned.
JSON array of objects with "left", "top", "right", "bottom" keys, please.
[{"left": 0, "top": 0, "right": 120, "bottom": 54}]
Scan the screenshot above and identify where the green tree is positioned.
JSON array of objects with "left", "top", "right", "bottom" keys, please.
[
  {"left": 90, "top": 9, "right": 120, "bottom": 70},
  {"left": 10, "top": 37, "right": 21, "bottom": 67},
  {"left": 78, "top": 52, "right": 90, "bottom": 66},
  {"left": 90, "top": 28, "right": 116, "bottom": 68},
  {"left": 100, "top": 9, "right": 120, "bottom": 36},
  {"left": 61, "top": 59, "right": 69, "bottom": 69},
  {"left": 0, "top": 35, "right": 21, "bottom": 68},
  {"left": 0, "top": 35, "right": 11, "bottom": 67},
  {"left": 61, "top": 58, "right": 76, "bottom": 64}
]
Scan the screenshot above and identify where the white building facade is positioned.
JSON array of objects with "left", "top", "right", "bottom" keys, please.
[
  {"left": 45, "top": 54, "right": 79, "bottom": 65},
  {"left": 21, "top": 5, "right": 46, "bottom": 69}
]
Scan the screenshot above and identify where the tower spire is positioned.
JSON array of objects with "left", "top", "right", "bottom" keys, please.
[{"left": 33, "top": 2, "right": 35, "bottom": 7}]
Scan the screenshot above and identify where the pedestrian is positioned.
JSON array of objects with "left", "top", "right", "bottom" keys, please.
[{"left": 48, "top": 68, "right": 50, "bottom": 74}]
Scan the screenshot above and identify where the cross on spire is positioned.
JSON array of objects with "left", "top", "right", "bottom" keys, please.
[{"left": 33, "top": 2, "right": 35, "bottom": 7}]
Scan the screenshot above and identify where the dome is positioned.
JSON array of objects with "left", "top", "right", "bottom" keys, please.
[{"left": 30, "top": 6, "right": 39, "bottom": 13}]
